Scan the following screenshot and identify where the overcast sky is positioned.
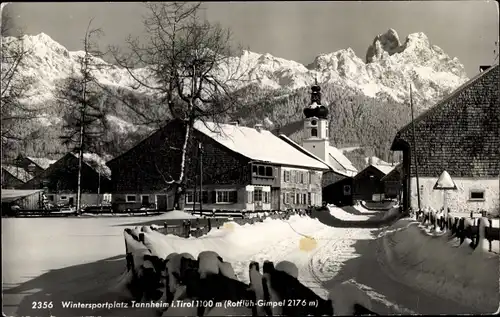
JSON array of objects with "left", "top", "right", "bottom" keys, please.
[{"left": 3, "top": 1, "right": 499, "bottom": 77}]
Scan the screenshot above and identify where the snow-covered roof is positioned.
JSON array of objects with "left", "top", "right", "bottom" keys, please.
[
  {"left": 26, "top": 157, "right": 57, "bottom": 170},
  {"left": 1, "top": 189, "right": 43, "bottom": 203},
  {"left": 433, "top": 170, "right": 457, "bottom": 190},
  {"left": 278, "top": 135, "right": 349, "bottom": 177},
  {"left": 380, "top": 163, "right": 402, "bottom": 181},
  {"left": 339, "top": 146, "right": 361, "bottom": 153},
  {"left": 194, "top": 121, "right": 330, "bottom": 170},
  {"left": 71, "top": 152, "right": 112, "bottom": 179},
  {"left": 1, "top": 165, "right": 34, "bottom": 183},
  {"left": 364, "top": 156, "right": 390, "bottom": 166},
  {"left": 372, "top": 164, "right": 395, "bottom": 175},
  {"left": 328, "top": 146, "right": 358, "bottom": 173}
]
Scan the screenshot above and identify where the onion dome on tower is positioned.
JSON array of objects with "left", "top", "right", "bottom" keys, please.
[{"left": 303, "top": 79, "right": 329, "bottom": 119}]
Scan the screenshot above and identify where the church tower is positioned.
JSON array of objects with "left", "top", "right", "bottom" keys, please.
[{"left": 302, "top": 81, "right": 329, "bottom": 161}]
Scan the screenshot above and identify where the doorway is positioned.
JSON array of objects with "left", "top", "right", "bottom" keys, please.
[{"left": 156, "top": 195, "right": 167, "bottom": 210}]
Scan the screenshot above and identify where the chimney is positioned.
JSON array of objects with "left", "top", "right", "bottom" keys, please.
[
  {"left": 229, "top": 121, "right": 239, "bottom": 126},
  {"left": 254, "top": 123, "right": 263, "bottom": 132},
  {"left": 479, "top": 65, "right": 491, "bottom": 72},
  {"left": 368, "top": 157, "right": 374, "bottom": 166}
]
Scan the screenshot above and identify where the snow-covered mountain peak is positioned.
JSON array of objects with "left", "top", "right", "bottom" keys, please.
[{"left": 5, "top": 30, "right": 469, "bottom": 109}]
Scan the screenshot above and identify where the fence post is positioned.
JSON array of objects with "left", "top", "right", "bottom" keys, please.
[{"left": 488, "top": 219, "right": 492, "bottom": 252}]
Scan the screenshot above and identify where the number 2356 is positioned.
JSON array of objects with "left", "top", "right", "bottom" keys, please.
[{"left": 32, "top": 301, "right": 54, "bottom": 309}]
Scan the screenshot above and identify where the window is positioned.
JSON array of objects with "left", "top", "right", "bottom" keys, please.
[
  {"left": 469, "top": 190, "right": 485, "bottom": 201},
  {"left": 284, "top": 170, "right": 290, "bottom": 182},
  {"left": 254, "top": 188, "right": 263, "bottom": 202},
  {"left": 264, "top": 191, "right": 270, "bottom": 204},
  {"left": 47, "top": 195, "right": 54, "bottom": 201},
  {"left": 126, "top": 195, "right": 137, "bottom": 203},
  {"left": 296, "top": 193, "right": 300, "bottom": 204},
  {"left": 253, "top": 164, "right": 274, "bottom": 177},
  {"left": 311, "top": 128, "right": 318, "bottom": 137},
  {"left": 186, "top": 191, "right": 194, "bottom": 203},
  {"left": 265, "top": 166, "right": 273, "bottom": 177},
  {"left": 290, "top": 193, "right": 295, "bottom": 204},
  {"left": 300, "top": 172, "right": 304, "bottom": 184},
  {"left": 307, "top": 193, "right": 312, "bottom": 205},
  {"left": 60, "top": 196, "right": 68, "bottom": 200},
  {"left": 216, "top": 190, "right": 237, "bottom": 204},
  {"left": 186, "top": 191, "right": 209, "bottom": 203},
  {"left": 303, "top": 193, "right": 307, "bottom": 205},
  {"left": 311, "top": 120, "right": 317, "bottom": 126},
  {"left": 291, "top": 170, "right": 296, "bottom": 183},
  {"left": 141, "top": 195, "right": 150, "bottom": 206},
  {"left": 258, "top": 166, "right": 265, "bottom": 176},
  {"left": 282, "top": 193, "right": 287, "bottom": 204}
]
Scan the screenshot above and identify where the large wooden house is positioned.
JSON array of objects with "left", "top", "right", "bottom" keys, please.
[
  {"left": 106, "top": 119, "right": 331, "bottom": 212},
  {"left": 391, "top": 64, "right": 499, "bottom": 215},
  {"left": 19, "top": 152, "right": 112, "bottom": 207}
]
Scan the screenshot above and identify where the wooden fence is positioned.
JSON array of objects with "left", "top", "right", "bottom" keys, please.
[
  {"left": 157, "top": 210, "right": 301, "bottom": 238},
  {"left": 416, "top": 209, "right": 499, "bottom": 253}
]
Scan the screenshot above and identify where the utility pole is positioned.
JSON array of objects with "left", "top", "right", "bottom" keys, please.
[
  {"left": 98, "top": 169, "right": 102, "bottom": 213},
  {"left": 199, "top": 142, "right": 203, "bottom": 216},
  {"left": 410, "top": 84, "right": 421, "bottom": 212}
]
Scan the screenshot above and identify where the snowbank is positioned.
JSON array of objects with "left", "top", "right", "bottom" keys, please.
[
  {"left": 328, "top": 205, "right": 372, "bottom": 221},
  {"left": 123, "top": 215, "right": 394, "bottom": 316},
  {"left": 381, "top": 222, "right": 499, "bottom": 313},
  {"left": 353, "top": 204, "right": 380, "bottom": 214}
]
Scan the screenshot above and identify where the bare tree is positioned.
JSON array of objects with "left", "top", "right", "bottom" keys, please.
[
  {"left": 56, "top": 19, "right": 109, "bottom": 212},
  {"left": 111, "top": 2, "right": 248, "bottom": 210},
  {"left": 1, "top": 10, "right": 39, "bottom": 160}
]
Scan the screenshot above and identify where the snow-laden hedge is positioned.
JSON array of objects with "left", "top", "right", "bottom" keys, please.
[
  {"left": 416, "top": 207, "right": 499, "bottom": 252},
  {"left": 122, "top": 224, "right": 378, "bottom": 316}
]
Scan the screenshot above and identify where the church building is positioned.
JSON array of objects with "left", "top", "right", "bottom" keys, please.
[{"left": 277, "top": 82, "right": 358, "bottom": 206}]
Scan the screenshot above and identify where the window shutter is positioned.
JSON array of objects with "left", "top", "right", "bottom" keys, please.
[
  {"left": 202, "top": 191, "right": 209, "bottom": 203},
  {"left": 233, "top": 191, "right": 238, "bottom": 203},
  {"left": 211, "top": 191, "right": 217, "bottom": 203},
  {"left": 247, "top": 191, "right": 253, "bottom": 203}
]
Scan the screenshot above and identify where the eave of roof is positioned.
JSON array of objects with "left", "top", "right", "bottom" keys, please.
[{"left": 278, "top": 135, "right": 345, "bottom": 174}]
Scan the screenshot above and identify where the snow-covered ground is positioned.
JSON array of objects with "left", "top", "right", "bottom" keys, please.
[
  {"left": 125, "top": 215, "right": 376, "bottom": 298},
  {"left": 380, "top": 219, "right": 500, "bottom": 313},
  {"left": 328, "top": 205, "right": 372, "bottom": 221},
  {"left": 3, "top": 213, "right": 400, "bottom": 316},
  {"left": 1, "top": 211, "right": 196, "bottom": 287}
]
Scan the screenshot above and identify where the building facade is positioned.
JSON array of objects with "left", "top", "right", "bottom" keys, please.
[
  {"left": 391, "top": 64, "right": 499, "bottom": 215},
  {"left": 107, "top": 119, "right": 330, "bottom": 212}
]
